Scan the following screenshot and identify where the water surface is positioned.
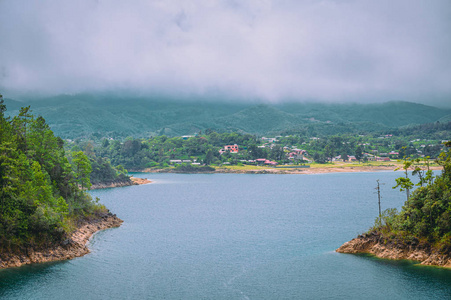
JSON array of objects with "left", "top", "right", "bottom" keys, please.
[{"left": 1, "top": 172, "right": 450, "bottom": 299}]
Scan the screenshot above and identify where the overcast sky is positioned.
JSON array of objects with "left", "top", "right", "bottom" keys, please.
[{"left": 0, "top": 0, "right": 450, "bottom": 105}]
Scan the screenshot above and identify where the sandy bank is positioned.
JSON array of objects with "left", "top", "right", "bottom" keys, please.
[
  {"left": 336, "top": 233, "right": 451, "bottom": 268},
  {"left": 130, "top": 177, "right": 152, "bottom": 185},
  {"left": 90, "top": 177, "right": 151, "bottom": 189},
  {"left": 139, "top": 165, "right": 441, "bottom": 175},
  {"left": 0, "top": 213, "right": 123, "bottom": 269}
]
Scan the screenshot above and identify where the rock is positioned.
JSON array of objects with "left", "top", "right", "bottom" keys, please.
[
  {"left": 336, "top": 234, "right": 451, "bottom": 268},
  {"left": 0, "top": 215, "right": 123, "bottom": 269},
  {"left": 61, "top": 238, "right": 74, "bottom": 247}
]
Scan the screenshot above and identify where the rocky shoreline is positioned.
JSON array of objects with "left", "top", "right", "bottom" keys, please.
[
  {"left": 336, "top": 232, "right": 451, "bottom": 268},
  {"left": 0, "top": 213, "right": 123, "bottom": 269}
]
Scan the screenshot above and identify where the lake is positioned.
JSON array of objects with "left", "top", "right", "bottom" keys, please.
[{"left": 1, "top": 172, "right": 451, "bottom": 299}]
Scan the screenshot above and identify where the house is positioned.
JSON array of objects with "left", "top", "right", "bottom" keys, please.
[
  {"left": 219, "top": 144, "right": 239, "bottom": 154},
  {"left": 389, "top": 151, "right": 399, "bottom": 157},
  {"left": 262, "top": 137, "right": 277, "bottom": 143},
  {"left": 256, "top": 158, "right": 267, "bottom": 165},
  {"left": 365, "top": 153, "right": 376, "bottom": 161},
  {"left": 224, "top": 144, "right": 239, "bottom": 153},
  {"left": 375, "top": 157, "right": 390, "bottom": 161},
  {"left": 264, "top": 160, "right": 278, "bottom": 166},
  {"left": 288, "top": 151, "right": 308, "bottom": 162},
  {"left": 291, "top": 149, "right": 307, "bottom": 154},
  {"left": 332, "top": 155, "right": 342, "bottom": 162}
]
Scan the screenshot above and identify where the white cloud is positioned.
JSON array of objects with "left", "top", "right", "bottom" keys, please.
[{"left": 0, "top": 0, "right": 450, "bottom": 104}]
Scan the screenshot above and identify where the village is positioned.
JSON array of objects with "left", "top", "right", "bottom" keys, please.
[
  {"left": 66, "top": 130, "right": 447, "bottom": 171},
  {"left": 163, "top": 134, "right": 445, "bottom": 168}
]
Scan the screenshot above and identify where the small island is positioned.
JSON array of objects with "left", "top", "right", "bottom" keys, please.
[{"left": 337, "top": 142, "right": 451, "bottom": 268}]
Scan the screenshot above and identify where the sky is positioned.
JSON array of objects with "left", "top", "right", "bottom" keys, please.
[{"left": 0, "top": 0, "right": 450, "bottom": 105}]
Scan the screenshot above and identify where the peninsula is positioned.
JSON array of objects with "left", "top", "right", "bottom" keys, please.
[
  {"left": 0, "top": 212, "right": 123, "bottom": 269},
  {"left": 337, "top": 142, "right": 451, "bottom": 268},
  {"left": 0, "top": 100, "right": 124, "bottom": 269}
]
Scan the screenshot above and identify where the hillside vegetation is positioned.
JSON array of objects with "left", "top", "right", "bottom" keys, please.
[
  {"left": 4, "top": 94, "right": 451, "bottom": 139},
  {"left": 0, "top": 98, "right": 118, "bottom": 252},
  {"left": 373, "top": 142, "right": 451, "bottom": 249}
]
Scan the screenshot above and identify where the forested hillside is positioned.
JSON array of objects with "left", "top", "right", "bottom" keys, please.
[
  {"left": 4, "top": 94, "right": 450, "bottom": 139},
  {"left": 0, "top": 97, "right": 110, "bottom": 251},
  {"left": 370, "top": 142, "right": 451, "bottom": 249}
]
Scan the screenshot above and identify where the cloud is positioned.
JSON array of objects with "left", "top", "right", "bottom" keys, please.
[{"left": 0, "top": 0, "right": 450, "bottom": 104}]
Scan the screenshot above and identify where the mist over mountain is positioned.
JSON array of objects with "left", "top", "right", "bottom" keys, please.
[
  {"left": 2, "top": 1, "right": 450, "bottom": 136},
  {"left": 4, "top": 94, "right": 451, "bottom": 139},
  {"left": 1, "top": 1, "right": 451, "bottom": 106}
]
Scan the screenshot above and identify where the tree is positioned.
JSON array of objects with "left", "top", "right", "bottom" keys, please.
[
  {"left": 393, "top": 156, "right": 413, "bottom": 201},
  {"left": 270, "top": 146, "right": 284, "bottom": 161},
  {"left": 313, "top": 152, "right": 327, "bottom": 164},
  {"left": 341, "top": 152, "right": 349, "bottom": 162},
  {"left": 0, "top": 102, "right": 108, "bottom": 249},
  {"left": 324, "top": 144, "right": 333, "bottom": 162},
  {"left": 412, "top": 156, "right": 434, "bottom": 187},
  {"left": 355, "top": 146, "right": 363, "bottom": 163},
  {"left": 72, "top": 151, "right": 92, "bottom": 191},
  {"left": 248, "top": 144, "right": 264, "bottom": 160},
  {"left": 204, "top": 149, "right": 215, "bottom": 165},
  {"left": 437, "top": 141, "right": 451, "bottom": 177}
]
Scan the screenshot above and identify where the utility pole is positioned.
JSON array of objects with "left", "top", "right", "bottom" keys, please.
[{"left": 375, "top": 180, "right": 385, "bottom": 218}]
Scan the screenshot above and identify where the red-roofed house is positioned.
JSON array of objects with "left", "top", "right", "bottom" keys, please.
[
  {"left": 224, "top": 144, "right": 239, "bottom": 153},
  {"left": 219, "top": 144, "right": 239, "bottom": 154}
]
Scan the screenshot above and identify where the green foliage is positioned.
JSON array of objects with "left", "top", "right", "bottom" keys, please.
[
  {"left": 393, "top": 156, "right": 414, "bottom": 201},
  {"left": 89, "top": 156, "right": 131, "bottom": 185},
  {"left": 71, "top": 151, "right": 92, "bottom": 190},
  {"left": 0, "top": 100, "right": 103, "bottom": 249},
  {"left": 373, "top": 142, "right": 451, "bottom": 248},
  {"left": 373, "top": 208, "right": 399, "bottom": 232},
  {"left": 174, "top": 164, "right": 215, "bottom": 173},
  {"left": 4, "top": 95, "right": 450, "bottom": 139}
]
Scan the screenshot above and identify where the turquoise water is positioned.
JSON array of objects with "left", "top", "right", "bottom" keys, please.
[{"left": 1, "top": 172, "right": 451, "bottom": 299}]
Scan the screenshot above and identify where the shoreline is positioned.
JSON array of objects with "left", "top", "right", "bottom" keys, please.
[
  {"left": 1, "top": 177, "right": 150, "bottom": 269},
  {"left": 136, "top": 165, "right": 441, "bottom": 175},
  {"left": 336, "top": 233, "right": 451, "bottom": 268},
  {"left": 0, "top": 213, "right": 123, "bottom": 269},
  {"left": 90, "top": 177, "right": 152, "bottom": 190},
  {"left": 130, "top": 177, "right": 152, "bottom": 185}
]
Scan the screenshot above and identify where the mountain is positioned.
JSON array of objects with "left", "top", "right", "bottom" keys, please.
[{"left": 4, "top": 94, "right": 451, "bottom": 139}]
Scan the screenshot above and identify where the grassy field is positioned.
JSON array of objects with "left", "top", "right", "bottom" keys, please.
[
  {"left": 308, "top": 161, "right": 398, "bottom": 168},
  {"left": 216, "top": 160, "right": 440, "bottom": 173}
]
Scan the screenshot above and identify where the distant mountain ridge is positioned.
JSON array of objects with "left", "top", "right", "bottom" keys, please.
[{"left": 4, "top": 94, "right": 451, "bottom": 138}]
